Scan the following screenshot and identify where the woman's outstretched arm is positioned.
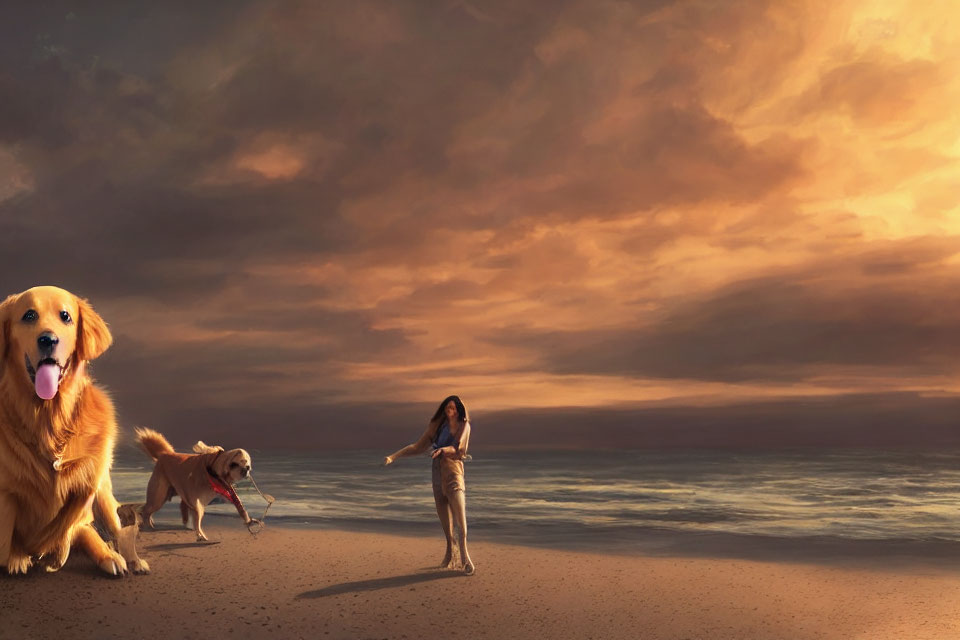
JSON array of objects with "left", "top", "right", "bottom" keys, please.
[{"left": 384, "top": 422, "right": 437, "bottom": 465}]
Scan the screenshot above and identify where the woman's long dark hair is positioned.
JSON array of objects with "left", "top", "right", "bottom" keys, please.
[{"left": 429, "top": 395, "right": 468, "bottom": 436}]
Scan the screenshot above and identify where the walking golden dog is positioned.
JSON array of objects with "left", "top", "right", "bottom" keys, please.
[
  {"left": 0, "top": 286, "right": 148, "bottom": 575},
  {"left": 135, "top": 428, "right": 255, "bottom": 541}
]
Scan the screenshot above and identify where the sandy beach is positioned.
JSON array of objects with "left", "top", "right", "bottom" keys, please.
[{"left": 2, "top": 523, "right": 960, "bottom": 640}]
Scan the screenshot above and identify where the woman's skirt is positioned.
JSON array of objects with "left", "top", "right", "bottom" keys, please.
[{"left": 432, "top": 455, "right": 465, "bottom": 500}]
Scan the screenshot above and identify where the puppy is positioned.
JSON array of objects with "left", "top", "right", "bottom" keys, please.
[
  {"left": 114, "top": 504, "right": 150, "bottom": 574},
  {"left": 0, "top": 286, "right": 146, "bottom": 575},
  {"left": 135, "top": 428, "right": 254, "bottom": 541}
]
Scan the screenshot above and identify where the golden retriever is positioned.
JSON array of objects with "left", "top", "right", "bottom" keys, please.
[
  {"left": 0, "top": 285, "right": 148, "bottom": 575},
  {"left": 135, "top": 428, "right": 255, "bottom": 541}
]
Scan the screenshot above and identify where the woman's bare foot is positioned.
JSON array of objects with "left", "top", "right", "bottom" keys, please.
[{"left": 440, "top": 545, "right": 456, "bottom": 569}]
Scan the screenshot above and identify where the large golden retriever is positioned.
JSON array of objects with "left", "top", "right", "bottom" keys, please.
[{"left": 0, "top": 286, "right": 148, "bottom": 575}]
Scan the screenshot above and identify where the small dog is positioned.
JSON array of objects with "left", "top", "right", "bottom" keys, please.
[
  {"left": 114, "top": 504, "right": 150, "bottom": 573},
  {"left": 135, "top": 428, "right": 254, "bottom": 541}
]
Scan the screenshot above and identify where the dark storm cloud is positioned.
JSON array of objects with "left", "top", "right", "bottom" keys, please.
[
  {"left": 519, "top": 105, "right": 803, "bottom": 220},
  {"left": 0, "top": 0, "right": 806, "bottom": 300},
  {"left": 191, "top": 304, "right": 411, "bottom": 347},
  {"left": 93, "top": 300, "right": 415, "bottom": 422},
  {"left": 0, "top": 181, "right": 352, "bottom": 302},
  {"left": 483, "top": 239, "right": 960, "bottom": 382},
  {"left": 97, "top": 332, "right": 412, "bottom": 445},
  {"left": 0, "top": 1, "right": 570, "bottom": 296}
]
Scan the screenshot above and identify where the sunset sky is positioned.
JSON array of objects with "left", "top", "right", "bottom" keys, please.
[{"left": 1, "top": 1, "right": 958, "bottom": 449}]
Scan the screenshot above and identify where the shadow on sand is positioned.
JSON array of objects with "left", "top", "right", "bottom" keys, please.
[
  {"left": 139, "top": 523, "right": 190, "bottom": 532},
  {"left": 145, "top": 541, "right": 221, "bottom": 552},
  {"left": 297, "top": 569, "right": 463, "bottom": 599}
]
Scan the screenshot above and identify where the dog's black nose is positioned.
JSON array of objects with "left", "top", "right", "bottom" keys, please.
[
  {"left": 242, "top": 466, "right": 250, "bottom": 476},
  {"left": 37, "top": 333, "right": 59, "bottom": 353}
]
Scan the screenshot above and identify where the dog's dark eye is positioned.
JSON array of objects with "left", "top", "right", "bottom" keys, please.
[
  {"left": 21, "top": 309, "right": 38, "bottom": 323},
  {"left": 230, "top": 462, "right": 239, "bottom": 468},
  {"left": 60, "top": 310, "right": 73, "bottom": 324}
]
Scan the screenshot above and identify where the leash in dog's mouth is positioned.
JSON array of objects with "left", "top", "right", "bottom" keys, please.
[
  {"left": 246, "top": 472, "right": 275, "bottom": 536},
  {"left": 206, "top": 468, "right": 275, "bottom": 537}
]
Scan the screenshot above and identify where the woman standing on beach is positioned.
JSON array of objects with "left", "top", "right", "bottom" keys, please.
[{"left": 384, "top": 395, "right": 475, "bottom": 575}]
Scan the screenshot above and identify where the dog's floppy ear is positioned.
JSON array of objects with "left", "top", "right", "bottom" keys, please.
[
  {"left": 0, "top": 294, "right": 15, "bottom": 380},
  {"left": 193, "top": 441, "right": 224, "bottom": 454},
  {"left": 76, "top": 296, "right": 112, "bottom": 361}
]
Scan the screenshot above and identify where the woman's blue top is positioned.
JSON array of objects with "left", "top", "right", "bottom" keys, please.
[{"left": 433, "top": 420, "right": 457, "bottom": 449}]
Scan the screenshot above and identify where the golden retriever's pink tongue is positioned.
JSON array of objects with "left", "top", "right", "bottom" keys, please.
[{"left": 35, "top": 364, "right": 59, "bottom": 400}]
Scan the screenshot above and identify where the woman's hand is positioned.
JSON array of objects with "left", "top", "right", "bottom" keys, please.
[
  {"left": 431, "top": 446, "right": 455, "bottom": 459},
  {"left": 383, "top": 455, "right": 394, "bottom": 466}
]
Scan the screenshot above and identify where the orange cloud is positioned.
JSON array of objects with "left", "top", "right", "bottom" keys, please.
[{"left": 235, "top": 145, "right": 305, "bottom": 180}]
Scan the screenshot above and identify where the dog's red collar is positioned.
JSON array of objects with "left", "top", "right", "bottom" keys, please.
[
  {"left": 205, "top": 451, "right": 232, "bottom": 501},
  {"left": 206, "top": 464, "right": 251, "bottom": 523},
  {"left": 206, "top": 470, "right": 234, "bottom": 501}
]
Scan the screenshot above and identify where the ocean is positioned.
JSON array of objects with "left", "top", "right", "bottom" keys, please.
[{"left": 111, "top": 448, "right": 960, "bottom": 557}]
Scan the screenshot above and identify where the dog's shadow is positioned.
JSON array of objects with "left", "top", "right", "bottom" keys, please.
[
  {"left": 140, "top": 523, "right": 191, "bottom": 532},
  {"left": 297, "top": 569, "right": 464, "bottom": 599},
  {"left": 145, "top": 540, "right": 221, "bottom": 551}
]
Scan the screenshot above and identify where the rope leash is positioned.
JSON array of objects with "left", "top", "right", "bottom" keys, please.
[{"left": 245, "top": 472, "right": 275, "bottom": 537}]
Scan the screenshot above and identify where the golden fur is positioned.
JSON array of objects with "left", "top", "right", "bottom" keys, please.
[
  {"left": 0, "top": 286, "right": 148, "bottom": 575},
  {"left": 135, "top": 427, "right": 253, "bottom": 541}
]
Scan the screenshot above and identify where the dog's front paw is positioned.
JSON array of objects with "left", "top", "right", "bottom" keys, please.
[
  {"left": 39, "top": 545, "right": 71, "bottom": 573},
  {"left": 6, "top": 551, "right": 33, "bottom": 575},
  {"left": 130, "top": 558, "right": 150, "bottom": 574},
  {"left": 97, "top": 550, "right": 128, "bottom": 577}
]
